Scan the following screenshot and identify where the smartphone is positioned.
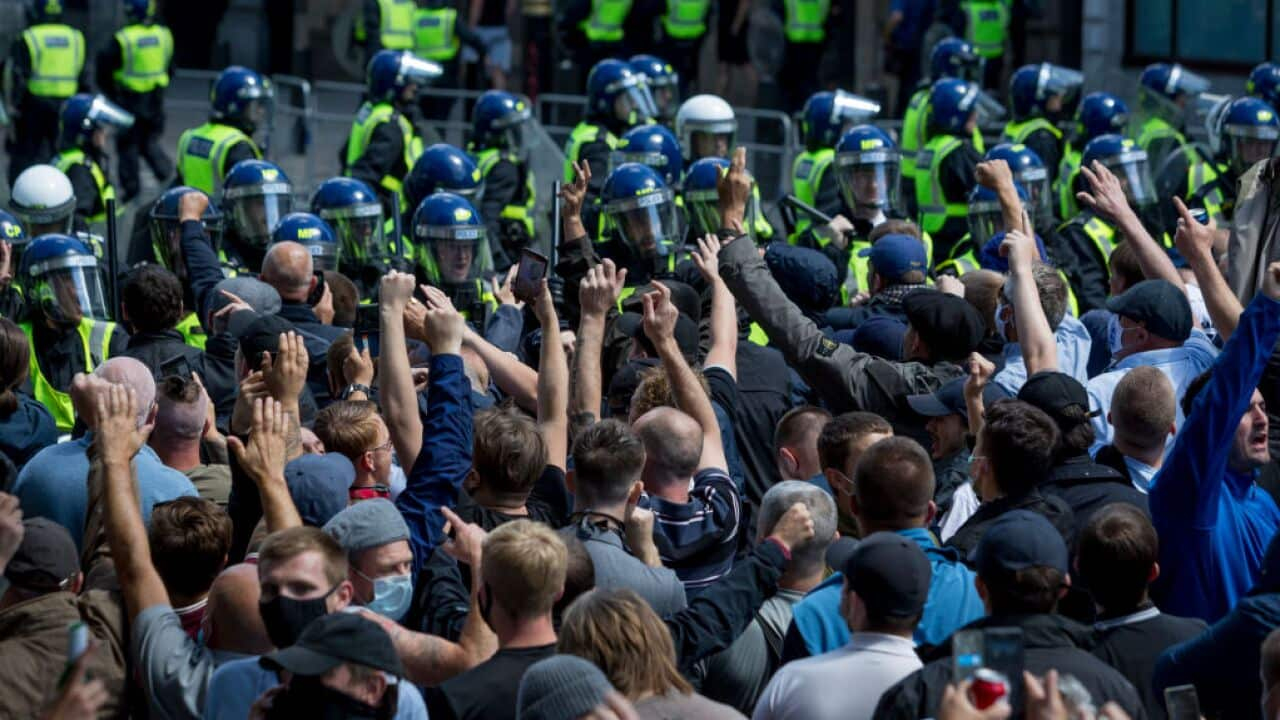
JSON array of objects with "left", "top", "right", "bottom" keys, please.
[
  {"left": 512, "top": 248, "right": 549, "bottom": 304},
  {"left": 67, "top": 621, "right": 88, "bottom": 664},
  {"left": 1164, "top": 684, "right": 1201, "bottom": 720},
  {"left": 355, "top": 303, "right": 381, "bottom": 359},
  {"left": 306, "top": 269, "right": 327, "bottom": 306},
  {"left": 983, "top": 628, "right": 1026, "bottom": 713},
  {"left": 952, "top": 629, "right": 984, "bottom": 682},
  {"left": 159, "top": 355, "right": 193, "bottom": 382}
]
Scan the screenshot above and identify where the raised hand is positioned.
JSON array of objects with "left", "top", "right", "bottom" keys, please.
[
  {"left": 1172, "top": 196, "right": 1217, "bottom": 266},
  {"left": 690, "top": 234, "right": 723, "bottom": 284},
  {"left": 999, "top": 228, "right": 1037, "bottom": 272},
  {"left": 343, "top": 345, "right": 375, "bottom": 387},
  {"left": 1076, "top": 160, "right": 1132, "bottom": 223},
  {"left": 419, "top": 285, "right": 465, "bottom": 355},
  {"left": 491, "top": 266, "right": 524, "bottom": 309},
  {"left": 226, "top": 397, "right": 288, "bottom": 487},
  {"left": 964, "top": 352, "right": 997, "bottom": 399},
  {"left": 380, "top": 271, "right": 417, "bottom": 311},
  {"left": 641, "top": 280, "right": 679, "bottom": 347},
  {"left": 261, "top": 332, "right": 308, "bottom": 406},
  {"left": 717, "top": 146, "right": 752, "bottom": 235},
  {"left": 178, "top": 189, "right": 210, "bottom": 223},
  {"left": 440, "top": 506, "right": 488, "bottom": 569},
  {"left": 560, "top": 160, "right": 592, "bottom": 220},
  {"left": 96, "top": 384, "right": 153, "bottom": 466},
  {"left": 579, "top": 258, "right": 627, "bottom": 320},
  {"left": 974, "top": 159, "right": 1014, "bottom": 191},
  {"left": 766, "top": 502, "right": 816, "bottom": 553}
]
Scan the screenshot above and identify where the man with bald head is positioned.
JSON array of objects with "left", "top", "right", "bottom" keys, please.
[
  {"left": 634, "top": 283, "right": 743, "bottom": 595},
  {"left": 260, "top": 241, "right": 347, "bottom": 406},
  {"left": 12, "top": 359, "right": 196, "bottom": 549}
]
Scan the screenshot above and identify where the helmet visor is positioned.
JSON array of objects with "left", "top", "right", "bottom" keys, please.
[
  {"left": 1013, "top": 166, "right": 1050, "bottom": 220},
  {"left": 1228, "top": 129, "right": 1279, "bottom": 172},
  {"left": 974, "top": 90, "right": 1008, "bottom": 124},
  {"left": 967, "top": 201, "right": 1005, "bottom": 248},
  {"left": 613, "top": 81, "right": 658, "bottom": 126},
  {"left": 400, "top": 54, "right": 445, "bottom": 86},
  {"left": 305, "top": 241, "right": 341, "bottom": 271},
  {"left": 650, "top": 81, "right": 680, "bottom": 121},
  {"left": 689, "top": 126, "right": 737, "bottom": 161},
  {"left": 320, "top": 203, "right": 386, "bottom": 266},
  {"left": 606, "top": 189, "right": 681, "bottom": 257},
  {"left": 1102, "top": 152, "right": 1157, "bottom": 207},
  {"left": 832, "top": 91, "right": 881, "bottom": 126},
  {"left": 1040, "top": 65, "right": 1084, "bottom": 101},
  {"left": 1172, "top": 66, "right": 1211, "bottom": 96},
  {"left": 227, "top": 186, "right": 293, "bottom": 247},
  {"left": 683, "top": 186, "right": 757, "bottom": 240},
  {"left": 30, "top": 256, "right": 109, "bottom": 323},
  {"left": 834, "top": 150, "right": 902, "bottom": 212},
  {"left": 416, "top": 226, "right": 494, "bottom": 285},
  {"left": 610, "top": 150, "right": 675, "bottom": 182},
  {"left": 88, "top": 95, "right": 135, "bottom": 132},
  {"left": 957, "top": 55, "right": 986, "bottom": 84}
]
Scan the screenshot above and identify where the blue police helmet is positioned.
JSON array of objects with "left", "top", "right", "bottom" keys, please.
[
  {"left": 629, "top": 55, "right": 678, "bottom": 88},
  {"left": 0, "top": 210, "right": 26, "bottom": 246},
  {"left": 1218, "top": 96, "right": 1280, "bottom": 170},
  {"left": 310, "top": 177, "right": 382, "bottom": 217},
  {"left": 471, "top": 90, "right": 532, "bottom": 150},
  {"left": 929, "top": 78, "right": 980, "bottom": 135},
  {"left": 150, "top": 185, "right": 223, "bottom": 225},
  {"left": 1221, "top": 95, "right": 1280, "bottom": 132},
  {"left": 615, "top": 125, "right": 684, "bottom": 185},
  {"left": 20, "top": 233, "right": 94, "bottom": 279},
  {"left": 148, "top": 186, "right": 223, "bottom": 271},
  {"left": 412, "top": 192, "right": 483, "bottom": 236},
  {"left": 985, "top": 142, "right": 1045, "bottom": 173},
  {"left": 586, "top": 59, "right": 655, "bottom": 123},
  {"left": 367, "top": 50, "right": 443, "bottom": 103},
  {"left": 930, "top": 38, "right": 982, "bottom": 82},
  {"left": 123, "top": 0, "right": 155, "bottom": 23},
  {"left": 835, "top": 124, "right": 896, "bottom": 155},
  {"left": 1076, "top": 92, "right": 1129, "bottom": 144},
  {"left": 222, "top": 160, "right": 293, "bottom": 247},
  {"left": 210, "top": 66, "right": 273, "bottom": 128},
  {"left": 1249, "top": 63, "right": 1280, "bottom": 109},
  {"left": 801, "top": 92, "right": 839, "bottom": 149},
  {"left": 222, "top": 159, "right": 291, "bottom": 196},
  {"left": 1081, "top": 134, "right": 1139, "bottom": 169},
  {"left": 1140, "top": 63, "right": 1210, "bottom": 102},
  {"left": 272, "top": 212, "right": 340, "bottom": 271},
  {"left": 681, "top": 156, "right": 729, "bottom": 192},
  {"left": 1009, "top": 63, "right": 1083, "bottom": 120},
  {"left": 310, "top": 177, "right": 385, "bottom": 265},
  {"left": 58, "top": 94, "right": 135, "bottom": 150},
  {"left": 411, "top": 192, "right": 491, "bottom": 285},
  {"left": 967, "top": 182, "right": 1029, "bottom": 207},
  {"left": 406, "top": 144, "right": 482, "bottom": 212}
]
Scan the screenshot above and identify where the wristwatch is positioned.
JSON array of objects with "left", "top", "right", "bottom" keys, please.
[{"left": 342, "top": 383, "right": 372, "bottom": 400}]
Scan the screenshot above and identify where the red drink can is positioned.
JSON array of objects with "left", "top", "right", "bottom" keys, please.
[{"left": 969, "top": 668, "right": 1009, "bottom": 709}]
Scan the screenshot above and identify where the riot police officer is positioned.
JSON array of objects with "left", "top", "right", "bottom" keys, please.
[
  {"left": 790, "top": 90, "right": 881, "bottom": 243},
  {"left": 915, "top": 78, "right": 984, "bottom": 262},
  {"left": 684, "top": 157, "right": 767, "bottom": 244},
  {"left": 937, "top": 183, "right": 1029, "bottom": 276},
  {"left": 1135, "top": 62, "right": 1210, "bottom": 173},
  {"left": 600, "top": 163, "right": 686, "bottom": 287},
  {"left": 344, "top": 50, "right": 442, "bottom": 214},
  {"left": 1189, "top": 96, "right": 1279, "bottom": 229},
  {"left": 1057, "top": 92, "right": 1129, "bottom": 221},
  {"left": 563, "top": 59, "right": 657, "bottom": 198},
  {"left": 776, "top": 0, "right": 832, "bottom": 112},
  {"left": 675, "top": 93, "right": 736, "bottom": 163},
  {"left": 1058, "top": 134, "right": 1160, "bottom": 313},
  {"left": 470, "top": 91, "right": 539, "bottom": 268},
  {"left": 18, "top": 234, "right": 126, "bottom": 433},
  {"left": 0, "top": 210, "right": 28, "bottom": 319},
  {"left": 175, "top": 66, "right": 272, "bottom": 196},
  {"left": 312, "top": 177, "right": 399, "bottom": 299},
  {"left": 6, "top": 0, "right": 89, "bottom": 184},
  {"left": 147, "top": 185, "right": 223, "bottom": 349},
  {"left": 221, "top": 159, "right": 294, "bottom": 275},
  {"left": 273, "top": 213, "right": 341, "bottom": 273},
  {"left": 1002, "top": 63, "right": 1083, "bottom": 185},
  {"left": 1248, "top": 62, "right": 1280, "bottom": 109},
  {"left": 96, "top": 0, "right": 174, "bottom": 203},
  {"left": 901, "top": 38, "right": 986, "bottom": 211},
  {"left": 411, "top": 192, "right": 498, "bottom": 325},
  {"left": 403, "top": 143, "right": 483, "bottom": 261},
  {"left": 630, "top": 55, "right": 682, "bottom": 125},
  {"left": 830, "top": 124, "right": 914, "bottom": 299},
  {"left": 52, "top": 94, "right": 135, "bottom": 232},
  {"left": 653, "top": 0, "right": 707, "bottom": 99},
  {"left": 612, "top": 124, "right": 684, "bottom": 186}
]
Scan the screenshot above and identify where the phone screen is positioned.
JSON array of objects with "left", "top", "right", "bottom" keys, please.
[
  {"left": 952, "top": 629, "right": 983, "bottom": 682},
  {"left": 983, "top": 628, "right": 1025, "bottom": 712},
  {"left": 513, "top": 249, "right": 549, "bottom": 303},
  {"left": 355, "top": 304, "right": 381, "bottom": 358},
  {"left": 307, "top": 270, "right": 327, "bottom": 306},
  {"left": 1164, "top": 685, "right": 1201, "bottom": 720}
]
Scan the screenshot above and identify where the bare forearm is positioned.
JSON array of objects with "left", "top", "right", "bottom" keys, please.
[
  {"left": 386, "top": 624, "right": 477, "bottom": 687},
  {"left": 463, "top": 327, "right": 538, "bottom": 412},
  {"left": 1012, "top": 264, "right": 1058, "bottom": 374},
  {"left": 1190, "top": 252, "right": 1243, "bottom": 340},
  {"left": 381, "top": 308, "right": 424, "bottom": 465},
  {"left": 537, "top": 310, "right": 570, "bottom": 470},
  {"left": 996, "top": 185, "right": 1025, "bottom": 237},
  {"left": 284, "top": 408, "right": 302, "bottom": 462},
  {"left": 1116, "top": 211, "right": 1183, "bottom": 288},
  {"left": 101, "top": 458, "right": 169, "bottom": 618},
  {"left": 572, "top": 315, "right": 606, "bottom": 420},
  {"left": 656, "top": 337, "right": 725, "bottom": 469},
  {"left": 258, "top": 477, "right": 302, "bottom": 533},
  {"left": 705, "top": 280, "right": 738, "bottom": 375}
]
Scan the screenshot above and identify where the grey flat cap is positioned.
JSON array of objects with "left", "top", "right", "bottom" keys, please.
[{"left": 323, "top": 498, "right": 411, "bottom": 553}]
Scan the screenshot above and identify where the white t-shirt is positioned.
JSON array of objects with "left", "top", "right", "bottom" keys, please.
[{"left": 752, "top": 633, "right": 922, "bottom": 720}]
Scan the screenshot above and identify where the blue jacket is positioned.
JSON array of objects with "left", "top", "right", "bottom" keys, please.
[
  {"left": 1154, "top": 591, "right": 1280, "bottom": 719},
  {"left": 396, "top": 353, "right": 473, "bottom": 574},
  {"left": 1150, "top": 294, "right": 1280, "bottom": 623},
  {"left": 789, "top": 527, "right": 984, "bottom": 653}
]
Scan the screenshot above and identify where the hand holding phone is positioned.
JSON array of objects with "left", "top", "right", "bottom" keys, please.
[
  {"left": 355, "top": 304, "right": 381, "bottom": 359},
  {"left": 512, "top": 248, "right": 549, "bottom": 304}
]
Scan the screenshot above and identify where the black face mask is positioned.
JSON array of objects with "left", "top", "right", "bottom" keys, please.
[
  {"left": 266, "top": 676, "right": 389, "bottom": 720},
  {"left": 259, "top": 584, "right": 338, "bottom": 648}
]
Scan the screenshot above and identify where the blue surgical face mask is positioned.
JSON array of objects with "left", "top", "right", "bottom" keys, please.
[
  {"left": 994, "top": 300, "right": 1011, "bottom": 342},
  {"left": 359, "top": 571, "right": 413, "bottom": 622},
  {"left": 1108, "top": 314, "right": 1134, "bottom": 358}
]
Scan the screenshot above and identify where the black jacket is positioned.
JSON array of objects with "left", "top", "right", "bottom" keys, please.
[
  {"left": 120, "top": 329, "right": 205, "bottom": 381},
  {"left": 945, "top": 490, "right": 1075, "bottom": 560},
  {"left": 276, "top": 301, "right": 348, "bottom": 407},
  {"left": 874, "top": 613, "right": 1148, "bottom": 720},
  {"left": 1091, "top": 605, "right": 1207, "bottom": 720},
  {"left": 1042, "top": 453, "right": 1150, "bottom": 541}
]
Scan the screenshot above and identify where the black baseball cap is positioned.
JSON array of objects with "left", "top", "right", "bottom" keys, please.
[
  {"left": 4, "top": 518, "right": 79, "bottom": 592},
  {"left": 260, "top": 612, "right": 404, "bottom": 678},
  {"left": 901, "top": 290, "right": 986, "bottom": 362},
  {"left": 971, "top": 509, "right": 1069, "bottom": 582},
  {"left": 235, "top": 313, "right": 296, "bottom": 368},
  {"left": 843, "top": 532, "right": 932, "bottom": 618},
  {"left": 1105, "top": 279, "right": 1192, "bottom": 342},
  {"left": 1017, "top": 370, "right": 1098, "bottom": 429}
]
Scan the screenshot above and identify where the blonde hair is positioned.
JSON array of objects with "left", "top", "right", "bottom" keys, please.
[
  {"left": 481, "top": 520, "right": 567, "bottom": 617},
  {"left": 558, "top": 588, "right": 692, "bottom": 699}
]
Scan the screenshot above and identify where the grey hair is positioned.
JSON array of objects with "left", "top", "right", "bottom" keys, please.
[
  {"left": 757, "top": 480, "right": 837, "bottom": 575},
  {"left": 1003, "top": 264, "right": 1068, "bottom": 332}
]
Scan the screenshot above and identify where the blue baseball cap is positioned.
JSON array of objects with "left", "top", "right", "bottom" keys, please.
[
  {"left": 859, "top": 234, "right": 928, "bottom": 282},
  {"left": 972, "top": 509, "right": 1070, "bottom": 581}
]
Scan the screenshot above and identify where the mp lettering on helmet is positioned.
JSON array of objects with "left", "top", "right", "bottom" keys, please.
[
  {"left": 297, "top": 227, "right": 321, "bottom": 240},
  {"left": 453, "top": 207, "right": 472, "bottom": 221},
  {"left": 1261, "top": 110, "right": 1275, "bottom": 122},
  {"left": 262, "top": 168, "right": 279, "bottom": 181},
  {"left": 860, "top": 138, "right": 884, "bottom": 150}
]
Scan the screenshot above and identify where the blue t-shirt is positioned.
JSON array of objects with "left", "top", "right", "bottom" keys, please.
[{"left": 12, "top": 433, "right": 197, "bottom": 549}]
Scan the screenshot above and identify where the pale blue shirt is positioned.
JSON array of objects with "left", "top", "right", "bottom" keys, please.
[
  {"left": 1087, "top": 329, "right": 1219, "bottom": 453},
  {"left": 203, "top": 657, "right": 429, "bottom": 720},
  {"left": 993, "top": 313, "right": 1093, "bottom": 396}
]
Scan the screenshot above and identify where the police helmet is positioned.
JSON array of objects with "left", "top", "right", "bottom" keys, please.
[
  {"left": 272, "top": 213, "right": 340, "bottom": 271},
  {"left": 929, "top": 79, "right": 980, "bottom": 136},
  {"left": 411, "top": 193, "right": 493, "bottom": 287},
  {"left": 800, "top": 90, "right": 881, "bottom": 151},
  {"left": 1075, "top": 92, "right": 1129, "bottom": 145},
  {"left": 1248, "top": 63, "right": 1280, "bottom": 110},
  {"left": 833, "top": 125, "right": 901, "bottom": 216},
  {"left": 471, "top": 90, "right": 533, "bottom": 152},
  {"left": 20, "top": 234, "right": 109, "bottom": 323},
  {"left": 930, "top": 38, "right": 984, "bottom": 83},
  {"left": 58, "top": 94, "right": 134, "bottom": 150},
  {"left": 221, "top": 160, "right": 293, "bottom": 248},
  {"left": 612, "top": 125, "right": 684, "bottom": 186},
  {"left": 985, "top": 143, "right": 1049, "bottom": 220},
  {"left": 604, "top": 163, "right": 682, "bottom": 257},
  {"left": 311, "top": 177, "right": 386, "bottom": 266},
  {"left": 367, "top": 50, "right": 442, "bottom": 104},
  {"left": 630, "top": 54, "right": 680, "bottom": 121},
  {"left": 967, "top": 183, "right": 1029, "bottom": 249},
  {"left": 9, "top": 164, "right": 75, "bottom": 237},
  {"left": 1009, "top": 63, "right": 1083, "bottom": 120},
  {"left": 1216, "top": 96, "right": 1280, "bottom": 175},
  {"left": 1139, "top": 63, "right": 1210, "bottom": 117},
  {"left": 586, "top": 59, "right": 657, "bottom": 128},
  {"left": 675, "top": 94, "right": 736, "bottom": 162},
  {"left": 149, "top": 186, "right": 224, "bottom": 274},
  {"left": 406, "top": 144, "right": 483, "bottom": 215},
  {"left": 1081, "top": 135, "right": 1156, "bottom": 208},
  {"left": 210, "top": 66, "right": 273, "bottom": 132}
]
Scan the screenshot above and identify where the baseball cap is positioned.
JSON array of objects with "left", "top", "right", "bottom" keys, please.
[
  {"left": 971, "top": 509, "right": 1070, "bottom": 582},
  {"left": 210, "top": 277, "right": 282, "bottom": 317},
  {"left": 235, "top": 313, "right": 297, "bottom": 369},
  {"left": 285, "top": 453, "right": 356, "bottom": 527},
  {"left": 1017, "top": 370, "right": 1099, "bottom": 429},
  {"left": 860, "top": 234, "right": 928, "bottom": 283},
  {"left": 4, "top": 518, "right": 79, "bottom": 592},
  {"left": 907, "top": 376, "right": 968, "bottom": 419},
  {"left": 260, "top": 612, "right": 404, "bottom": 678},
  {"left": 843, "top": 532, "right": 932, "bottom": 618},
  {"left": 324, "top": 498, "right": 410, "bottom": 554},
  {"left": 1105, "top": 279, "right": 1192, "bottom": 342},
  {"left": 901, "top": 290, "right": 986, "bottom": 362}
]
